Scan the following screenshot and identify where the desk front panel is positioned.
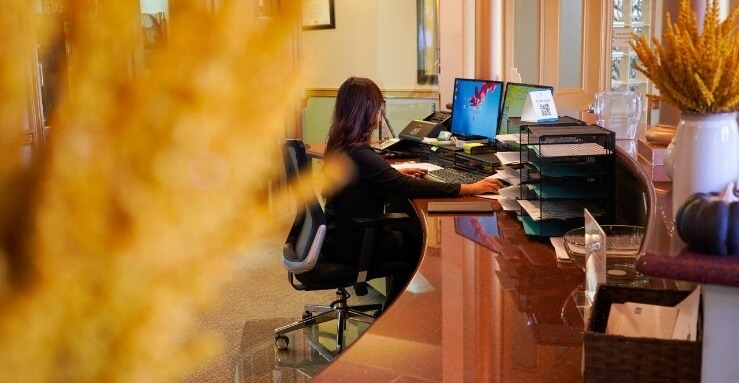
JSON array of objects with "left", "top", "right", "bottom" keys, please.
[{"left": 313, "top": 199, "right": 586, "bottom": 382}]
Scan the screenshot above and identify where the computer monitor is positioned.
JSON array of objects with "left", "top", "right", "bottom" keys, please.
[
  {"left": 498, "top": 82, "right": 555, "bottom": 135},
  {"left": 450, "top": 78, "right": 504, "bottom": 141}
]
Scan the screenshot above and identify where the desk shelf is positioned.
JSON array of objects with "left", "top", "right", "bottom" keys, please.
[{"left": 512, "top": 121, "right": 616, "bottom": 236}]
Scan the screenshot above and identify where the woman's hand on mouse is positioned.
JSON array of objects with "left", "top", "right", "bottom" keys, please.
[{"left": 459, "top": 178, "right": 504, "bottom": 195}]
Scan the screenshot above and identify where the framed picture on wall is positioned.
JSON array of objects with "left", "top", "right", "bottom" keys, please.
[
  {"left": 416, "top": 0, "right": 438, "bottom": 85},
  {"left": 302, "top": 0, "right": 335, "bottom": 30}
]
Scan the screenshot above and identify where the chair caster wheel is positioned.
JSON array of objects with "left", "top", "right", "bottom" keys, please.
[
  {"left": 275, "top": 335, "right": 289, "bottom": 350},
  {"left": 301, "top": 310, "right": 316, "bottom": 324},
  {"left": 302, "top": 310, "right": 313, "bottom": 320}
]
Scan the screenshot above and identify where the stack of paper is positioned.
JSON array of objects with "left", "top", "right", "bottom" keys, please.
[
  {"left": 528, "top": 142, "right": 609, "bottom": 158},
  {"left": 493, "top": 166, "right": 521, "bottom": 186},
  {"left": 495, "top": 133, "right": 530, "bottom": 145},
  {"left": 518, "top": 200, "right": 602, "bottom": 221},
  {"left": 497, "top": 151, "right": 528, "bottom": 165}
]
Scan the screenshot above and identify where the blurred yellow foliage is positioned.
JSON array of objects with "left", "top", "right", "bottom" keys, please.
[
  {"left": 631, "top": 0, "right": 739, "bottom": 113},
  {"left": 0, "top": 1, "right": 301, "bottom": 382}
]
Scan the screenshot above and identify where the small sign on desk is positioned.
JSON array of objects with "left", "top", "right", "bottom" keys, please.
[{"left": 521, "top": 90, "right": 559, "bottom": 123}]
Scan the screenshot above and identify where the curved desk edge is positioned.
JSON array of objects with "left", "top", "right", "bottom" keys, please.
[{"left": 308, "top": 142, "right": 655, "bottom": 382}]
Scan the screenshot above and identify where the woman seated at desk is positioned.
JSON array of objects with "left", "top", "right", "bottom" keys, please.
[{"left": 321, "top": 77, "right": 503, "bottom": 299}]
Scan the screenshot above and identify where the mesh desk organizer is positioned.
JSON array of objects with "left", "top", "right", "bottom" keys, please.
[{"left": 509, "top": 119, "right": 615, "bottom": 237}]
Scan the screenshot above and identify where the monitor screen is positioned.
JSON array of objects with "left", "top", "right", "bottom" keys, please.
[
  {"left": 454, "top": 216, "right": 499, "bottom": 251},
  {"left": 450, "top": 78, "right": 504, "bottom": 141},
  {"left": 498, "top": 82, "right": 555, "bottom": 135}
]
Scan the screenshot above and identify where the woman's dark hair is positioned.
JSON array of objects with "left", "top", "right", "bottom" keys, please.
[{"left": 325, "top": 77, "right": 384, "bottom": 154}]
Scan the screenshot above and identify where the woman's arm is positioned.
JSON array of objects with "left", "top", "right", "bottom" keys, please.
[
  {"left": 398, "top": 167, "right": 503, "bottom": 195},
  {"left": 352, "top": 147, "right": 459, "bottom": 197}
]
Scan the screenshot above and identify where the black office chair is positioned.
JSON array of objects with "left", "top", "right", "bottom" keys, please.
[{"left": 276, "top": 139, "right": 409, "bottom": 360}]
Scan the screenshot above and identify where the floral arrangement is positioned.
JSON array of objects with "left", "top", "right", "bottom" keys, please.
[
  {"left": 630, "top": 0, "right": 739, "bottom": 113},
  {"left": 0, "top": 1, "right": 300, "bottom": 383}
]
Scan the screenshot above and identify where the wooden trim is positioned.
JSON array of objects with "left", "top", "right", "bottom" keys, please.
[
  {"left": 601, "top": 0, "right": 614, "bottom": 92},
  {"left": 304, "top": 88, "right": 439, "bottom": 99}
]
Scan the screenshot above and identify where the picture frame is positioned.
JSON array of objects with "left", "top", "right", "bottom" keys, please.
[
  {"left": 416, "top": 0, "right": 438, "bottom": 85},
  {"left": 302, "top": 0, "right": 335, "bottom": 30}
]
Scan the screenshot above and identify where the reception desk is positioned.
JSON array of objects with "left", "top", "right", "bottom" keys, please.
[{"left": 307, "top": 144, "right": 674, "bottom": 382}]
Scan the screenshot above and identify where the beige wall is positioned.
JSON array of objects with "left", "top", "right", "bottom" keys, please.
[
  {"left": 301, "top": 0, "right": 438, "bottom": 142},
  {"left": 302, "top": 1, "right": 377, "bottom": 88},
  {"left": 438, "top": 0, "right": 471, "bottom": 109},
  {"left": 302, "top": 0, "right": 435, "bottom": 91}
]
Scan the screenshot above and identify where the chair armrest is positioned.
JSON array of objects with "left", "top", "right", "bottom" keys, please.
[{"left": 352, "top": 212, "right": 408, "bottom": 227}]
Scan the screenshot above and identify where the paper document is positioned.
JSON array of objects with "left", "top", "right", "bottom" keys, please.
[
  {"left": 391, "top": 162, "right": 443, "bottom": 171},
  {"left": 497, "top": 198, "right": 520, "bottom": 211},
  {"left": 497, "top": 151, "right": 527, "bottom": 165},
  {"left": 672, "top": 286, "right": 701, "bottom": 341},
  {"left": 493, "top": 169, "right": 520, "bottom": 185},
  {"left": 518, "top": 199, "right": 542, "bottom": 218},
  {"left": 476, "top": 194, "right": 506, "bottom": 200},
  {"left": 606, "top": 302, "right": 680, "bottom": 340},
  {"left": 549, "top": 237, "right": 571, "bottom": 261},
  {"left": 518, "top": 200, "right": 595, "bottom": 220},
  {"left": 529, "top": 143, "right": 608, "bottom": 158},
  {"left": 498, "top": 185, "right": 525, "bottom": 199},
  {"left": 604, "top": 286, "right": 701, "bottom": 341},
  {"left": 496, "top": 134, "right": 530, "bottom": 145},
  {"left": 501, "top": 165, "right": 521, "bottom": 178}
]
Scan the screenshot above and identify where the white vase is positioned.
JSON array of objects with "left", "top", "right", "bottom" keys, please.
[{"left": 671, "top": 111, "right": 739, "bottom": 220}]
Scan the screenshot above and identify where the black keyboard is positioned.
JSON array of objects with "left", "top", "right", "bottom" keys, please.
[{"left": 424, "top": 168, "right": 486, "bottom": 184}]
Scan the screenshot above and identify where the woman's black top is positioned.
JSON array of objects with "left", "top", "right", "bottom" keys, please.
[{"left": 323, "top": 145, "right": 460, "bottom": 262}]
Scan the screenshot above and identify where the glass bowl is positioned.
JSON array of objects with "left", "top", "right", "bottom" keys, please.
[{"left": 562, "top": 225, "right": 647, "bottom": 286}]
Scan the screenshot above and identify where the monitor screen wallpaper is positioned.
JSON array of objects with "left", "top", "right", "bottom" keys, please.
[
  {"left": 450, "top": 78, "right": 504, "bottom": 140},
  {"left": 454, "top": 216, "right": 500, "bottom": 251}
]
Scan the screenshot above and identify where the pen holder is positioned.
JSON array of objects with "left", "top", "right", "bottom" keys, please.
[{"left": 583, "top": 285, "right": 702, "bottom": 383}]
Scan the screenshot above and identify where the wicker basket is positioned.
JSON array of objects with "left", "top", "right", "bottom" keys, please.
[{"left": 583, "top": 285, "right": 702, "bottom": 383}]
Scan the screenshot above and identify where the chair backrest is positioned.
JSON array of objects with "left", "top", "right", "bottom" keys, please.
[{"left": 281, "top": 139, "right": 325, "bottom": 273}]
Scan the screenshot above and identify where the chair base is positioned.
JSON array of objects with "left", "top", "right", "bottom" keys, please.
[{"left": 274, "top": 287, "right": 382, "bottom": 361}]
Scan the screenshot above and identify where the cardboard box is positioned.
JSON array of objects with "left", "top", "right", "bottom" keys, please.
[
  {"left": 637, "top": 138, "right": 668, "bottom": 165},
  {"left": 637, "top": 155, "right": 670, "bottom": 182}
]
